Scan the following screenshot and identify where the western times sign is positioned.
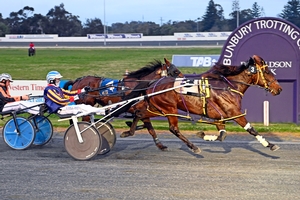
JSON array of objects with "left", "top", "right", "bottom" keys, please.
[{"left": 172, "top": 55, "right": 219, "bottom": 67}]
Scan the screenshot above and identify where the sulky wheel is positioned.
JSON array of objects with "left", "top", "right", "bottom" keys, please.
[
  {"left": 95, "top": 121, "right": 116, "bottom": 155},
  {"left": 2, "top": 116, "right": 35, "bottom": 150},
  {"left": 32, "top": 116, "right": 53, "bottom": 146},
  {"left": 64, "top": 122, "right": 102, "bottom": 161}
]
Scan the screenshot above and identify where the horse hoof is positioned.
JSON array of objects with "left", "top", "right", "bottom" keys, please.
[
  {"left": 196, "top": 131, "right": 205, "bottom": 139},
  {"left": 270, "top": 144, "right": 280, "bottom": 151},
  {"left": 193, "top": 147, "right": 201, "bottom": 154},
  {"left": 217, "top": 131, "right": 227, "bottom": 142},
  {"left": 161, "top": 146, "right": 168, "bottom": 151},
  {"left": 120, "top": 132, "right": 134, "bottom": 138},
  {"left": 157, "top": 143, "right": 168, "bottom": 151}
]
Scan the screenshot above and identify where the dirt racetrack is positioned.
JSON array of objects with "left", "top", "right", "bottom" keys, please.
[{"left": 1, "top": 127, "right": 300, "bottom": 200}]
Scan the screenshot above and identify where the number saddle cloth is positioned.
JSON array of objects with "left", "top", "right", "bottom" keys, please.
[
  {"left": 174, "top": 77, "right": 210, "bottom": 115},
  {"left": 173, "top": 77, "right": 210, "bottom": 98}
]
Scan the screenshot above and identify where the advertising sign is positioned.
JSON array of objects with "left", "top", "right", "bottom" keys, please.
[
  {"left": 9, "top": 80, "right": 46, "bottom": 96},
  {"left": 9, "top": 80, "right": 46, "bottom": 102},
  {"left": 87, "top": 33, "right": 143, "bottom": 39},
  {"left": 174, "top": 32, "right": 231, "bottom": 40},
  {"left": 219, "top": 17, "right": 300, "bottom": 123},
  {"left": 172, "top": 55, "right": 219, "bottom": 67},
  {"left": 219, "top": 17, "right": 300, "bottom": 79},
  {"left": 6, "top": 34, "right": 57, "bottom": 39}
]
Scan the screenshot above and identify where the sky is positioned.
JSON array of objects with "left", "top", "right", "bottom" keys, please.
[{"left": 1, "top": 0, "right": 288, "bottom": 26}]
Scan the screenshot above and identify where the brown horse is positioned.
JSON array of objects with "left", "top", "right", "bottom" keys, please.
[
  {"left": 63, "top": 58, "right": 184, "bottom": 141},
  {"left": 127, "top": 55, "right": 282, "bottom": 153}
]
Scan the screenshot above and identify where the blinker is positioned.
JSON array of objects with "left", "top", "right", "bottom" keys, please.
[{"left": 248, "top": 65, "right": 257, "bottom": 74}]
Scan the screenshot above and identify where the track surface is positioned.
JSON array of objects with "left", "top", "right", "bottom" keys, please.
[{"left": 1, "top": 131, "right": 299, "bottom": 200}]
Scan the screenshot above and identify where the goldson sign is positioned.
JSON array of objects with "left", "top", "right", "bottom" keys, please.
[{"left": 219, "top": 17, "right": 300, "bottom": 123}]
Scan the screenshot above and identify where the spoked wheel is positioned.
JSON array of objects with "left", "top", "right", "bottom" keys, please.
[
  {"left": 64, "top": 122, "right": 102, "bottom": 161},
  {"left": 32, "top": 116, "right": 53, "bottom": 146},
  {"left": 2, "top": 116, "right": 35, "bottom": 150},
  {"left": 95, "top": 121, "right": 117, "bottom": 155}
]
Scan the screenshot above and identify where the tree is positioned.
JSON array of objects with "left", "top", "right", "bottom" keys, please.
[
  {"left": 0, "top": 14, "right": 9, "bottom": 36},
  {"left": 279, "top": 0, "right": 300, "bottom": 27},
  {"left": 239, "top": 9, "right": 254, "bottom": 24},
  {"left": 6, "top": 6, "right": 35, "bottom": 34},
  {"left": 45, "top": 3, "right": 82, "bottom": 36},
  {"left": 251, "top": 2, "right": 264, "bottom": 18},
  {"left": 228, "top": 1, "right": 263, "bottom": 30},
  {"left": 82, "top": 18, "right": 104, "bottom": 35},
  {"left": 0, "top": 22, "right": 9, "bottom": 37},
  {"left": 2, "top": 2, "right": 300, "bottom": 36},
  {"left": 171, "top": 20, "right": 194, "bottom": 33},
  {"left": 201, "top": 0, "right": 225, "bottom": 31},
  {"left": 135, "top": 22, "right": 160, "bottom": 36},
  {"left": 212, "top": 4, "right": 227, "bottom": 31},
  {"left": 229, "top": 0, "right": 240, "bottom": 29}
]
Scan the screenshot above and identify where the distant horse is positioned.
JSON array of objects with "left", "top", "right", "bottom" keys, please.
[
  {"left": 28, "top": 47, "right": 35, "bottom": 56},
  {"left": 126, "top": 55, "right": 282, "bottom": 153},
  {"left": 63, "top": 58, "right": 184, "bottom": 142}
]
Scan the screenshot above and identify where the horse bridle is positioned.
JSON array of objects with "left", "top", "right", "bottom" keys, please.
[
  {"left": 252, "top": 62, "right": 277, "bottom": 92},
  {"left": 161, "top": 63, "right": 181, "bottom": 78}
]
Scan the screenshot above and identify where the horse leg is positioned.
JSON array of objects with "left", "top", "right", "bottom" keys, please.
[
  {"left": 120, "top": 116, "right": 139, "bottom": 138},
  {"left": 121, "top": 116, "right": 168, "bottom": 150},
  {"left": 141, "top": 118, "right": 168, "bottom": 151},
  {"left": 196, "top": 122, "right": 227, "bottom": 142},
  {"left": 168, "top": 116, "right": 201, "bottom": 154},
  {"left": 81, "top": 115, "right": 91, "bottom": 122},
  {"left": 235, "top": 117, "right": 280, "bottom": 151}
]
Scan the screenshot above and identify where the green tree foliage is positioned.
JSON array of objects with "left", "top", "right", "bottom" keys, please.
[
  {"left": 201, "top": 0, "right": 222, "bottom": 31},
  {"left": 279, "top": 0, "right": 300, "bottom": 27},
  {"left": 45, "top": 3, "right": 82, "bottom": 36},
  {"left": 251, "top": 2, "right": 264, "bottom": 18},
  {"left": 228, "top": 1, "right": 264, "bottom": 30},
  {"left": 82, "top": 18, "right": 104, "bottom": 35},
  {"left": 0, "top": 1, "right": 300, "bottom": 36},
  {"left": 0, "top": 22, "right": 9, "bottom": 37},
  {"left": 6, "top": 6, "right": 35, "bottom": 34},
  {"left": 0, "top": 14, "right": 9, "bottom": 36}
]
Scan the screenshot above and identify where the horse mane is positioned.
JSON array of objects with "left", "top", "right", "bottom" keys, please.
[
  {"left": 74, "top": 75, "right": 103, "bottom": 82},
  {"left": 126, "top": 60, "right": 163, "bottom": 79},
  {"left": 207, "top": 62, "right": 248, "bottom": 77}
]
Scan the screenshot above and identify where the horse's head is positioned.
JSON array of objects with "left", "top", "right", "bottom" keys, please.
[
  {"left": 161, "top": 58, "right": 184, "bottom": 78},
  {"left": 245, "top": 55, "right": 282, "bottom": 95}
]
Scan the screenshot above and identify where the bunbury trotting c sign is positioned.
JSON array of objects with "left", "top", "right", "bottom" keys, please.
[{"left": 219, "top": 17, "right": 300, "bottom": 123}]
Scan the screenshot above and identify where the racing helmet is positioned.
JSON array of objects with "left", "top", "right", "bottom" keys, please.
[
  {"left": 0, "top": 73, "right": 13, "bottom": 82},
  {"left": 46, "top": 71, "right": 63, "bottom": 84}
]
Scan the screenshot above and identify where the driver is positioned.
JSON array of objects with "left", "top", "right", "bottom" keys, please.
[
  {"left": 0, "top": 73, "right": 41, "bottom": 114},
  {"left": 29, "top": 42, "right": 35, "bottom": 49},
  {"left": 44, "top": 71, "right": 109, "bottom": 115}
]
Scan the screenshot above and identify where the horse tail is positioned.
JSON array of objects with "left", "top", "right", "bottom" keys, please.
[{"left": 63, "top": 80, "right": 75, "bottom": 90}]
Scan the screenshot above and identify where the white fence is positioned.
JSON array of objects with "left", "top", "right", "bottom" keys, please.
[{"left": 0, "top": 32, "right": 231, "bottom": 42}]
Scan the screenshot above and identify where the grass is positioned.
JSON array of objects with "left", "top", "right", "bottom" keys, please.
[
  {"left": 0, "top": 47, "right": 299, "bottom": 135},
  {"left": 0, "top": 48, "right": 221, "bottom": 80},
  {"left": 1, "top": 113, "right": 299, "bottom": 135}
]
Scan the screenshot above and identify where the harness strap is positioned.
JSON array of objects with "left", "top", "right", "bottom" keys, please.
[
  {"left": 146, "top": 105, "right": 192, "bottom": 119},
  {"left": 198, "top": 78, "right": 210, "bottom": 116},
  {"left": 228, "top": 88, "right": 244, "bottom": 97},
  {"left": 179, "top": 79, "right": 190, "bottom": 117},
  {"left": 197, "top": 110, "right": 246, "bottom": 125}
]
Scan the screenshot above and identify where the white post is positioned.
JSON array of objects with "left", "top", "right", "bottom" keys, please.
[{"left": 263, "top": 101, "right": 269, "bottom": 126}]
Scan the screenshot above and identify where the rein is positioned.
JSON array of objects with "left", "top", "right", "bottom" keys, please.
[
  {"left": 215, "top": 63, "right": 274, "bottom": 95},
  {"left": 86, "top": 79, "right": 155, "bottom": 93},
  {"left": 83, "top": 78, "right": 178, "bottom": 99}
]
